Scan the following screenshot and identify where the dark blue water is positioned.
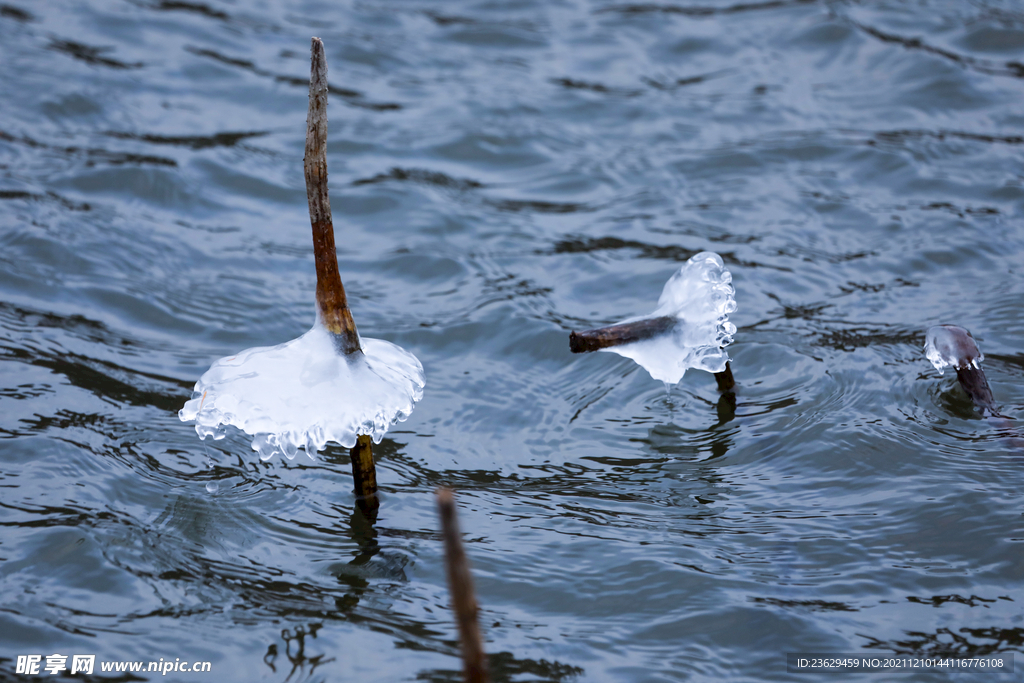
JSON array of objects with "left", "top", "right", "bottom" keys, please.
[{"left": 2, "top": 1, "right": 1023, "bottom": 681}]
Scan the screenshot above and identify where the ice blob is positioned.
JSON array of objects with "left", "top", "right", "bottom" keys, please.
[
  {"left": 924, "top": 324, "right": 997, "bottom": 414},
  {"left": 924, "top": 324, "right": 983, "bottom": 374},
  {"left": 571, "top": 251, "right": 737, "bottom": 384}
]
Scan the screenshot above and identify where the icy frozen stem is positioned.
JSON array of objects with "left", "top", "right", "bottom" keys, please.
[
  {"left": 924, "top": 324, "right": 983, "bottom": 375},
  {"left": 179, "top": 325, "right": 424, "bottom": 460},
  {"left": 606, "top": 251, "right": 737, "bottom": 384}
]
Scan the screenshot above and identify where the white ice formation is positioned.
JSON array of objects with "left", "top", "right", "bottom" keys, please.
[
  {"left": 605, "top": 251, "right": 737, "bottom": 384},
  {"left": 179, "top": 324, "right": 424, "bottom": 461},
  {"left": 924, "top": 324, "right": 983, "bottom": 375}
]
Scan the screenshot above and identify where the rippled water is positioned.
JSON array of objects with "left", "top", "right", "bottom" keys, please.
[{"left": 2, "top": 1, "right": 1023, "bottom": 681}]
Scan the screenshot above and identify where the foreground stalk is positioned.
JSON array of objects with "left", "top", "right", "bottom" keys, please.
[{"left": 437, "top": 489, "right": 488, "bottom": 683}]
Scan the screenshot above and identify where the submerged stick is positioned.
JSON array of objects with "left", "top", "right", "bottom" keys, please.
[
  {"left": 306, "top": 37, "right": 361, "bottom": 357},
  {"left": 436, "top": 489, "right": 488, "bottom": 683},
  {"left": 955, "top": 365, "right": 997, "bottom": 415},
  {"left": 349, "top": 434, "right": 379, "bottom": 510},
  {"left": 715, "top": 362, "right": 735, "bottom": 392}
]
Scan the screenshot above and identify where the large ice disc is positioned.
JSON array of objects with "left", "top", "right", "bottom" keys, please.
[{"left": 179, "top": 325, "right": 424, "bottom": 460}]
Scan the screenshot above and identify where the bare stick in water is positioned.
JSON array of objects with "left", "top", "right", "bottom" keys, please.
[
  {"left": 714, "top": 361, "right": 735, "bottom": 392},
  {"left": 436, "top": 488, "right": 488, "bottom": 683},
  {"left": 306, "top": 37, "right": 361, "bottom": 357},
  {"left": 349, "top": 434, "right": 379, "bottom": 510}
]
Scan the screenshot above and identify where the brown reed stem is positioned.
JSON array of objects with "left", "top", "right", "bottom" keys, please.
[
  {"left": 436, "top": 488, "right": 488, "bottom": 683},
  {"left": 569, "top": 316, "right": 675, "bottom": 354},
  {"left": 305, "top": 37, "right": 361, "bottom": 357}
]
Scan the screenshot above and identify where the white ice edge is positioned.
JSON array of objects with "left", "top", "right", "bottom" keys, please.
[
  {"left": 179, "top": 324, "right": 424, "bottom": 461},
  {"left": 601, "top": 251, "right": 737, "bottom": 385}
]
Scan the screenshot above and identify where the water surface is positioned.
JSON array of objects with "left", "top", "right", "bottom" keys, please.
[{"left": 1, "top": 1, "right": 1023, "bottom": 681}]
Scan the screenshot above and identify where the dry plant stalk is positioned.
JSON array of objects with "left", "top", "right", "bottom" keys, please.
[
  {"left": 305, "top": 36, "right": 361, "bottom": 357},
  {"left": 436, "top": 488, "right": 488, "bottom": 683}
]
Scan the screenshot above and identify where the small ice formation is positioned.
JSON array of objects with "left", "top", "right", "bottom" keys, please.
[
  {"left": 924, "top": 324, "right": 983, "bottom": 375},
  {"left": 605, "top": 251, "right": 737, "bottom": 384},
  {"left": 924, "top": 323, "right": 1000, "bottom": 415},
  {"left": 179, "top": 325, "right": 424, "bottom": 461}
]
